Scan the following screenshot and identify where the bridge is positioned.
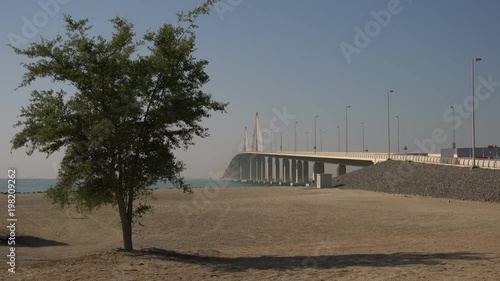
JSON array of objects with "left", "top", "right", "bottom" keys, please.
[
  {"left": 222, "top": 113, "right": 500, "bottom": 184},
  {"left": 223, "top": 151, "right": 500, "bottom": 184}
]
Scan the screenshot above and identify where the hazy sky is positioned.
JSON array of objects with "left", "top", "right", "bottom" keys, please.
[{"left": 1, "top": 0, "right": 500, "bottom": 179}]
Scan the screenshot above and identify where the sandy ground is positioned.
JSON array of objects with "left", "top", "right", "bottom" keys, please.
[{"left": 1, "top": 187, "right": 500, "bottom": 280}]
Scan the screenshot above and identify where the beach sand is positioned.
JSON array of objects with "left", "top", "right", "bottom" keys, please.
[{"left": 1, "top": 187, "right": 500, "bottom": 280}]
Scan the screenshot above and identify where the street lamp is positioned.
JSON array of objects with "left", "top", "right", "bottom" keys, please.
[
  {"left": 294, "top": 121, "right": 298, "bottom": 152},
  {"left": 306, "top": 131, "right": 309, "bottom": 152},
  {"left": 337, "top": 125, "right": 340, "bottom": 152},
  {"left": 396, "top": 116, "right": 400, "bottom": 154},
  {"left": 450, "top": 106, "right": 456, "bottom": 152},
  {"left": 387, "top": 90, "right": 394, "bottom": 159},
  {"left": 345, "top": 106, "right": 351, "bottom": 153},
  {"left": 280, "top": 125, "right": 284, "bottom": 152},
  {"left": 314, "top": 116, "right": 319, "bottom": 154},
  {"left": 472, "top": 57, "right": 482, "bottom": 168},
  {"left": 361, "top": 122, "right": 365, "bottom": 152}
]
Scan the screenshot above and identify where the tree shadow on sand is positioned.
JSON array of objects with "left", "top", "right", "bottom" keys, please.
[
  {"left": 124, "top": 248, "right": 487, "bottom": 272},
  {"left": 0, "top": 236, "right": 68, "bottom": 247}
]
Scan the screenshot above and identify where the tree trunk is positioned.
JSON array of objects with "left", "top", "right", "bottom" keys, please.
[{"left": 116, "top": 193, "right": 133, "bottom": 251}]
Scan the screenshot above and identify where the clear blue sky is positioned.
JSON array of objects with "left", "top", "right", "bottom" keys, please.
[{"left": 1, "top": 0, "right": 499, "bottom": 179}]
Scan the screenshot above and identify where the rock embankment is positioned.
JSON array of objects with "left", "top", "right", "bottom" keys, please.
[{"left": 334, "top": 160, "right": 500, "bottom": 203}]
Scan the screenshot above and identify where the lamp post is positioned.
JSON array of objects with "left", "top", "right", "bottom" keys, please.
[
  {"left": 345, "top": 106, "right": 351, "bottom": 153},
  {"left": 294, "top": 121, "right": 298, "bottom": 152},
  {"left": 396, "top": 116, "right": 400, "bottom": 154},
  {"left": 472, "top": 58, "right": 482, "bottom": 168},
  {"left": 387, "top": 90, "right": 394, "bottom": 159},
  {"left": 314, "top": 116, "right": 318, "bottom": 154},
  {"left": 337, "top": 125, "right": 340, "bottom": 152},
  {"left": 306, "top": 131, "right": 309, "bottom": 152},
  {"left": 450, "top": 106, "right": 455, "bottom": 152},
  {"left": 280, "top": 125, "right": 283, "bottom": 152},
  {"left": 287, "top": 134, "right": 289, "bottom": 151},
  {"left": 361, "top": 122, "right": 365, "bottom": 152}
]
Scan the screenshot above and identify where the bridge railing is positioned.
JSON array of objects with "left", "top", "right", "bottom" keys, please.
[
  {"left": 390, "top": 154, "right": 500, "bottom": 169},
  {"left": 240, "top": 151, "right": 500, "bottom": 169}
]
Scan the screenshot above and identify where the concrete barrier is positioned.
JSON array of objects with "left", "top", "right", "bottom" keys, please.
[{"left": 381, "top": 154, "right": 500, "bottom": 169}]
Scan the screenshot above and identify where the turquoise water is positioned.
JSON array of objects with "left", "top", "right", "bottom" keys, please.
[{"left": 1, "top": 179, "right": 275, "bottom": 193}]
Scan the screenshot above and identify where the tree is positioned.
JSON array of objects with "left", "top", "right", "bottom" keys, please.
[{"left": 10, "top": 2, "right": 226, "bottom": 251}]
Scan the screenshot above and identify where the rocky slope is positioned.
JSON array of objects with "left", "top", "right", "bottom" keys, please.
[{"left": 334, "top": 160, "right": 500, "bottom": 203}]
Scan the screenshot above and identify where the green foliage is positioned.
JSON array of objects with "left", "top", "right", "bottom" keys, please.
[{"left": 11, "top": 2, "right": 226, "bottom": 250}]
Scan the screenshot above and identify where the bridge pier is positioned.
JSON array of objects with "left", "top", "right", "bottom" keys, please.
[
  {"left": 291, "top": 160, "right": 296, "bottom": 184},
  {"left": 337, "top": 164, "right": 347, "bottom": 176},
  {"left": 296, "top": 160, "right": 303, "bottom": 183},
  {"left": 254, "top": 156, "right": 262, "bottom": 181},
  {"left": 254, "top": 157, "right": 258, "bottom": 181},
  {"left": 283, "top": 159, "right": 290, "bottom": 183},
  {"left": 313, "top": 162, "right": 325, "bottom": 183},
  {"left": 241, "top": 158, "right": 250, "bottom": 180},
  {"left": 255, "top": 156, "right": 261, "bottom": 181},
  {"left": 267, "top": 157, "right": 273, "bottom": 182},
  {"left": 275, "top": 158, "right": 281, "bottom": 182},
  {"left": 252, "top": 157, "right": 257, "bottom": 181},
  {"left": 303, "top": 161, "right": 309, "bottom": 183},
  {"left": 259, "top": 156, "right": 266, "bottom": 181},
  {"left": 249, "top": 158, "right": 255, "bottom": 181}
]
